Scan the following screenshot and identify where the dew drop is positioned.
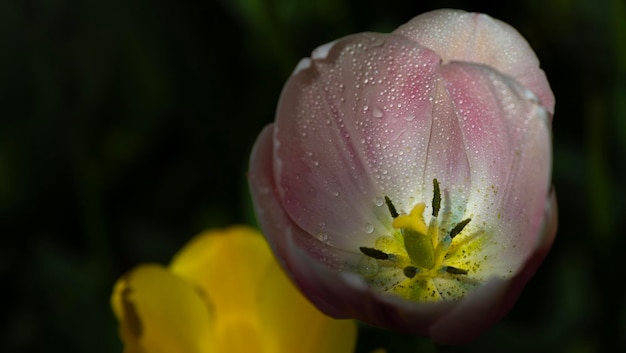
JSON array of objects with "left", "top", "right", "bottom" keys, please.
[
  {"left": 332, "top": 191, "right": 340, "bottom": 197},
  {"left": 358, "top": 256, "right": 379, "bottom": 277},
  {"left": 315, "top": 232, "right": 328, "bottom": 242},
  {"left": 404, "top": 114, "right": 415, "bottom": 121},
  {"left": 374, "top": 197, "right": 384, "bottom": 207},
  {"left": 372, "top": 107, "right": 384, "bottom": 118},
  {"left": 375, "top": 236, "right": 397, "bottom": 253},
  {"left": 364, "top": 223, "right": 374, "bottom": 234}
]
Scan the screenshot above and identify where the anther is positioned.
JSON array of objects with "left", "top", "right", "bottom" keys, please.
[
  {"left": 403, "top": 266, "right": 418, "bottom": 278},
  {"left": 432, "top": 178, "right": 441, "bottom": 217},
  {"left": 360, "top": 247, "right": 390, "bottom": 260},
  {"left": 445, "top": 266, "right": 468, "bottom": 275},
  {"left": 384, "top": 196, "right": 399, "bottom": 218},
  {"left": 449, "top": 218, "right": 471, "bottom": 239}
]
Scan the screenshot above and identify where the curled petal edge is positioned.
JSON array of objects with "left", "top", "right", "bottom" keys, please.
[{"left": 393, "top": 8, "right": 555, "bottom": 115}]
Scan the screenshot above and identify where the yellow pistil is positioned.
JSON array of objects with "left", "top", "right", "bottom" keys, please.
[{"left": 391, "top": 203, "right": 428, "bottom": 235}]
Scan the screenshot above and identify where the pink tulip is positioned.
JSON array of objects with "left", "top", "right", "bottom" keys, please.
[{"left": 248, "top": 9, "right": 556, "bottom": 344}]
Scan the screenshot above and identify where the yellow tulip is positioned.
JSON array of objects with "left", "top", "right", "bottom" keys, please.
[{"left": 111, "top": 226, "right": 357, "bottom": 353}]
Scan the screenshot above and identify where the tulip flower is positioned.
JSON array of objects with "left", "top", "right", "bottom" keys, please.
[
  {"left": 248, "top": 9, "right": 557, "bottom": 344},
  {"left": 110, "top": 226, "right": 357, "bottom": 353}
]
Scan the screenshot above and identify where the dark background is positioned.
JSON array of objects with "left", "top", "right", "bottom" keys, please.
[{"left": 1, "top": 0, "right": 625, "bottom": 352}]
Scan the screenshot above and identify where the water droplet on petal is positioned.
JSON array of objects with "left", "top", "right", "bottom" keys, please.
[
  {"left": 358, "top": 256, "right": 379, "bottom": 277},
  {"left": 375, "top": 236, "right": 396, "bottom": 251},
  {"left": 374, "top": 197, "right": 384, "bottom": 207},
  {"left": 315, "top": 232, "right": 328, "bottom": 242},
  {"left": 364, "top": 223, "right": 374, "bottom": 234},
  {"left": 404, "top": 114, "right": 415, "bottom": 121},
  {"left": 372, "top": 107, "right": 383, "bottom": 118}
]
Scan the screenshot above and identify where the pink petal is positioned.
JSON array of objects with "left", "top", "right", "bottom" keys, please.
[
  {"left": 438, "top": 62, "right": 552, "bottom": 274},
  {"left": 249, "top": 124, "right": 362, "bottom": 315},
  {"left": 273, "top": 33, "right": 442, "bottom": 250},
  {"left": 394, "top": 9, "right": 554, "bottom": 115},
  {"left": 429, "top": 189, "right": 557, "bottom": 344}
]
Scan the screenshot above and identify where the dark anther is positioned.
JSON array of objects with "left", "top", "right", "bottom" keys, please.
[
  {"left": 449, "top": 218, "right": 471, "bottom": 239},
  {"left": 384, "top": 196, "right": 399, "bottom": 218},
  {"left": 359, "top": 247, "right": 390, "bottom": 260},
  {"left": 432, "top": 178, "right": 441, "bottom": 217},
  {"left": 403, "top": 266, "right": 418, "bottom": 278},
  {"left": 445, "top": 266, "right": 468, "bottom": 275}
]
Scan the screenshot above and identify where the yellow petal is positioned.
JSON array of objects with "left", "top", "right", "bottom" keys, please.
[
  {"left": 111, "top": 264, "right": 214, "bottom": 353},
  {"left": 170, "top": 225, "right": 356, "bottom": 353},
  {"left": 169, "top": 226, "right": 274, "bottom": 327},
  {"left": 113, "top": 226, "right": 357, "bottom": 353},
  {"left": 214, "top": 318, "right": 265, "bottom": 353},
  {"left": 258, "top": 258, "right": 357, "bottom": 353}
]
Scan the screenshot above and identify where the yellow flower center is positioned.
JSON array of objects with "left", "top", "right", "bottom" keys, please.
[{"left": 358, "top": 179, "right": 481, "bottom": 302}]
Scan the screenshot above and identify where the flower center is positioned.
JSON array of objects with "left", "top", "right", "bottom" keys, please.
[{"left": 358, "top": 179, "right": 479, "bottom": 302}]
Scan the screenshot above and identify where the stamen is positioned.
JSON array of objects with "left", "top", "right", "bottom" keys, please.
[
  {"left": 432, "top": 178, "right": 441, "bottom": 217},
  {"left": 384, "top": 196, "right": 398, "bottom": 218},
  {"left": 360, "top": 247, "right": 390, "bottom": 260},
  {"left": 403, "top": 266, "right": 418, "bottom": 278},
  {"left": 445, "top": 266, "right": 468, "bottom": 275},
  {"left": 449, "top": 218, "right": 471, "bottom": 239}
]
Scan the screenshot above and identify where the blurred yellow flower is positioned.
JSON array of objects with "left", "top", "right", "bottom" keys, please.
[{"left": 111, "top": 225, "right": 357, "bottom": 353}]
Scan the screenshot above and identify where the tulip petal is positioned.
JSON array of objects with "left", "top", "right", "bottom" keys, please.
[
  {"left": 169, "top": 224, "right": 357, "bottom": 353},
  {"left": 436, "top": 61, "right": 552, "bottom": 278},
  {"left": 251, "top": 125, "right": 363, "bottom": 312},
  {"left": 274, "top": 32, "right": 442, "bottom": 251},
  {"left": 429, "top": 275, "right": 510, "bottom": 344},
  {"left": 394, "top": 9, "right": 554, "bottom": 114},
  {"left": 111, "top": 264, "right": 214, "bottom": 353},
  {"left": 429, "top": 190, "right": 557, "bottom": 344},
  {"left": 169, "top": 226, "right": 274, "bottom": 328},
  {"left": 250, "top": 124, "right": 364, "bottom": 313}
]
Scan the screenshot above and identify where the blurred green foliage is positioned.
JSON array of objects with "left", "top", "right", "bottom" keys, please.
[{"left": 1, "top": 0, "right": 625, "bottom": 352}]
